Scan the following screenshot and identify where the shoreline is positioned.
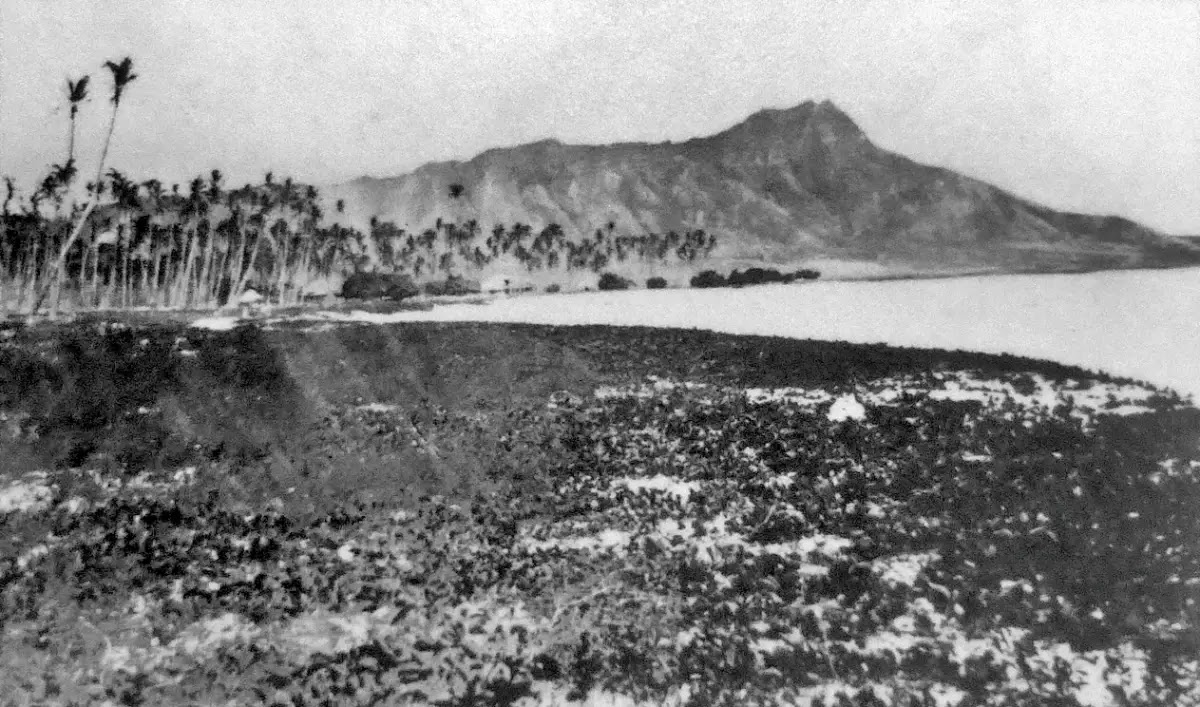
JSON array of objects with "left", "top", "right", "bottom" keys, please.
[{"left": 6, "top": 261, "right": 1199, "bottom": 325}]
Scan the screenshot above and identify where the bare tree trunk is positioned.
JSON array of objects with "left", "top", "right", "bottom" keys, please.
[
  {"left": 121, "top": 237, "right": 129, "bottom": 309},
  {"left": 206, "top": 249, "right": 225, "bottom": 307},
  {"left": 293, "top": 244, "right": 310, "bottom": 305},
  {"left": 196, "top": 231, "right": 217, "bottom": 309},
  {"left": 274, "top": 237, "right": 289, "bottom": 306},
  {"left": 231, "top": 232, "right": 261, "bottom": 303},
  {"left": 137, "top": 253, "right": 147, "bottom": 307},
  {"left": 147, "top": 242, "right": 159, "bottom": 308},
  {"left": 89, "top": 243, "right": 100, "bottom": 308},
  {"left": 22, "top": 237, "right": 41, "bottom": 313},
  {"left": 227, "top": 226, "right": 246, "bottom": 308},
  {"left": 162, "top": 236, "right": 176, "bottom": 307},
  {"left": 177, "top": 228, "right": 198, "bottom": 308}
]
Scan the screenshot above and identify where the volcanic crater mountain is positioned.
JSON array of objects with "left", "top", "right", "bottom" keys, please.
[{"left": 327, "top": 100, "right": 1199, "bottom": 273}]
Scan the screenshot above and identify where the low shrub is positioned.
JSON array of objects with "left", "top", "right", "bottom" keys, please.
[
  {"left": 689, "top": 270, "right": 726, "bottom": 288},
  {"left": 692, "top": 268, "right": 820, "bottom": 289},
  {"left": 728, "top": 267, "right": 788, "bottom": 287},
  {"left": 646, "top": 277, "right": 668, "bottom": 290},
  {"left": 598, "top": 272, "right": 633, "bottom": 291},
  {"left": 340, "top": 272, "right": 420, "bottom": 301},
  {"left": 545, "top": 283, "right": 562, "bottom": 293},
  {"left": 423, "top": 275, "right": 482, "bottom": 297}
]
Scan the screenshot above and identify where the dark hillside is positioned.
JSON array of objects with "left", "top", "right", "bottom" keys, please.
[
  {"left": 0, "top": 320, "right": 1160, "bottom": 502},
  {"left": 2, "top": 321, "right": 1198, "bottom": 705}
]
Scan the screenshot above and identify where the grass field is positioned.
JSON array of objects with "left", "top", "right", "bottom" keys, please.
[{"left": 1, "top": 321, "right": 1197, "bottom": 706}]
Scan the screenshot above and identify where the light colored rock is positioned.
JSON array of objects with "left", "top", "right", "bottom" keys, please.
[{"left": 827, "top": 394, "right": 867, "bottom": 422}]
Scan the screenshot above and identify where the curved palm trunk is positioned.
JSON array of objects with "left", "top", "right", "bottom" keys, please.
[
  {"left": 21, "top": 236, "right": 41, "bottom": 312},
  {"left": 89, "top": 240, "right": 100, "bottom": 307},
  {"left": 231, "top": 232, "right": 262, "bottom": 303},
  {"left": 294, "top": 241, "right": 314, "bottom": 304},
  {"left": 176, "top": 226, "right": 199, "bottom": 307},
  {"left": 274, "top": 237, "right": 289, "bottom": 305},
  {"left": 121, "top": 231, "right": 131, "bottom": 309},
  {"left": 158, "top": 236, "right": 174, "bottom": 307},
  {"left": 40, "top": 97, "right": 122, "bottom": 318},
  {"left": 147, "top": 236, "right": 160, "bottom": 308},
  {"left": 197, "top": 234, "right": 217, "bottom": 309},
  {"left": 225, "top": 217, "right": 246, "bottom": 308},
  {"left": 206, "top": 249, "right": 227, "bottom": 306}
]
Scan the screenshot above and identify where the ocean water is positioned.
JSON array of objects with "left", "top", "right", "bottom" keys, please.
[{"left": 263, "top": 267, "right": 1200, "bottom": 401}]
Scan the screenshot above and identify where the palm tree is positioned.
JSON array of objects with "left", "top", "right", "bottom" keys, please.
[
  {"left": 65, "top": 75, "right": 89, "bottom": 168},
  {"left": 106, "top": 169, "right": 140, "bottom": 307},
  {"left": 40, "top": 57, "right": 137, "bottom": 317},
  {"left": 196, "top": 170, "right": 224, "bottom": 306},
  {"left": 229, "top": 205, "right": 267, "bottom": 305},
  {"left": 136, "top": 179, "right": 167, "bottom": 305},
  {"left": 175, "top": 177, "right": 208, "bottom": 307}
]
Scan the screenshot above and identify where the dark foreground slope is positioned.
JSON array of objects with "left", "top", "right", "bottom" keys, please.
[{"left": 1, "top": 322, "right": 1198, "bottom": 705}]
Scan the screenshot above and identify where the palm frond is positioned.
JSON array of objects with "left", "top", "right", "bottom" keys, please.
[
  {"left": 103, "top": 57, "right": 137, "bottom": 103},
  {"left": 67, "top": 75, "right": 90, "bottom": 104}
]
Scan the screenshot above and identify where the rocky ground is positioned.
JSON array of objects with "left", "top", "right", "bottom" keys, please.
[{"left": 1, "top": 321, "right": 1197, "bottom": 706}]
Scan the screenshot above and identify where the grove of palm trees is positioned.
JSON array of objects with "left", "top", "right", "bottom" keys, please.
[
  {"left": 0, "top": 58, "right": 720, "bottom": 319},
  {"left": 369, "top": 216, "right": 717, "bottom": 282}
]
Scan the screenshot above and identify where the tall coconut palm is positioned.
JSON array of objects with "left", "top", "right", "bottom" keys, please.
[
  {"left": 219, "top": 191, "right": 249, "bottom": 308},
  {"left": 40, "top": 57, "right": 137, "bottom": 317},
  {"left": 229, "top": 199, "right": 272, "bottom": 305},
  {"left": 106, "top": 169, "right": 140, "bottom": 307},
  {"left": 176, "top": 177, "right": 208, "bottom": 307},
  {"left": 65, "top": 75, "right": 89, "bottom": 168},
  {"left": 268, "top": 179, "right": 297, "bottom": 304},
  {"left": 290, "top": 191, "right": 321, "bottom": 303},
  {"left": 138, "top": 179, "right": 166, "bottom": 305},
  {"left": 196, "top": 170, "right": 224, "bottom": 307}
]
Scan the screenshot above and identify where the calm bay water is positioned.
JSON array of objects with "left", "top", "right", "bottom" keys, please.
[{"left": 344, "top": 267, "right": 1200, "bottom": 401}]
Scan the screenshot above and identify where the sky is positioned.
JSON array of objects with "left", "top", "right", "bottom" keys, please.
[{"left": 1, "top": 0, "right": 1197, "bottom": 234}]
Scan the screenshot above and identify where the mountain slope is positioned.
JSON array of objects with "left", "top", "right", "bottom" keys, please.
[{"left": 325, "top": 100, "right": 1200, "bottom": 272}]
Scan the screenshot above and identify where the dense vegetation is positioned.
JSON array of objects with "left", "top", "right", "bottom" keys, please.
[
  {"left": 369, "top": 217, "right": 718, "bottom": 280},
  {"left": 1, "top": 321, "right": 1196, "bottom": 705},
  {"left": 598, "top": 272, "right": 635, "bottom": 291},
  {"left": 691, "top": 268, "right": 822, "bottom": 289},
  {"left": 1, "top": 58, "right": 721, "bottom": 317},
  {"left": 1, "top": 58, "right": 361, "bottom": 316}
]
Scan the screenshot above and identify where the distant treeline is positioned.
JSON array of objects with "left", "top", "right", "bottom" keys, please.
[
  {"left": 341, "top": 265, "right": 823, "bottom": 301},
  {"left": 690, "top": 267, "right": 821, "bottom": 289},
  {"left": 574, "top": 268, "right": 821, "bottom": 293},
  {"left": 371, "top": 217, "right": 718, "bottom": 278}
]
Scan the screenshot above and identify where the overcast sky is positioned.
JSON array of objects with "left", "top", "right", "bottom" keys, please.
[{"left": 2, "top": 0, "right": 1197, "bottom": 233}]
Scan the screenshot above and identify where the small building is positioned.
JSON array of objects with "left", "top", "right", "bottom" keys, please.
[{"left": 237, "top": 288, "right": 264, "bottom": 317}]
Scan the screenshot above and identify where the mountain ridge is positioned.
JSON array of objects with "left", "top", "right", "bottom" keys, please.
[{"left": 325, "top": 100, "right": 1200, "bottom": 273}]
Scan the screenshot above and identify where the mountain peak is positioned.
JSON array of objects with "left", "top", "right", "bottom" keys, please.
[
  {"left": 715, "top": 99, "right": 867, "bottom": 147},
  {"left": 739, "top": 100, "right": 816, "bottom": 129},
  {"left": 809, "top": 100, "right": 866, "bottom": 139},
  {"left": 328, "top": 101, "right": 1197, "bottom": 274}
]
